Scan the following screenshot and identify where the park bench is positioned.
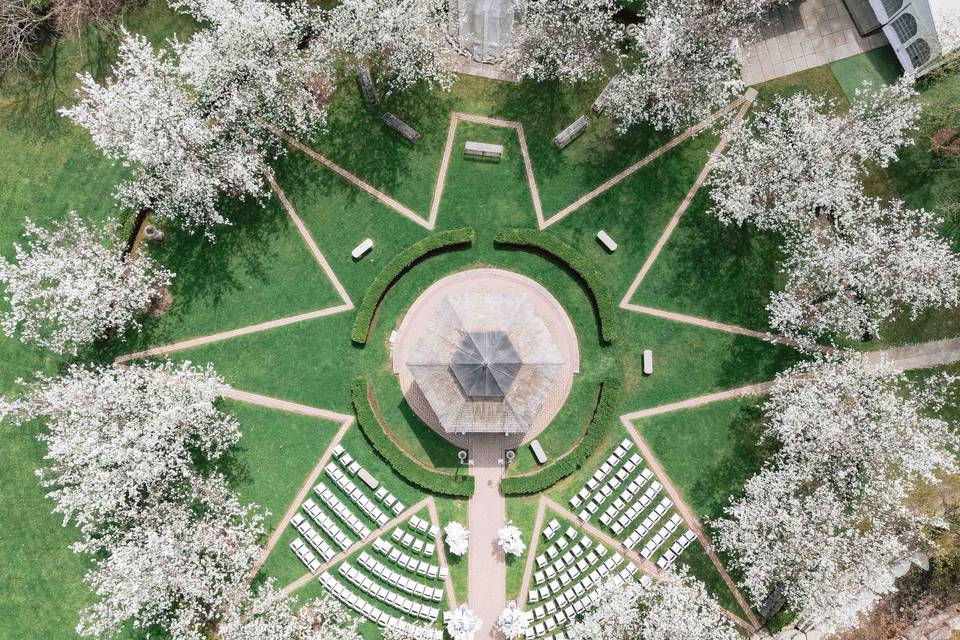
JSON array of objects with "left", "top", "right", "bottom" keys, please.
[
  {"left": 383, "top": 112, "right": 421, "bottom": 143},
  {"left": 642, "top": 349, "right": 653, "bottom": 376},
  {"left": 554, "top": 115, "right": 588, "bottom": 149},
  {"left": 530, "top": 439, "right": 548, "bottom": 465},
  {"left": 352, "top": 238, "right": 374, "bottom": 260},
  {"left": 357, "top": 65, "right": 379, "bottom": 106},
  {"left": 464, "top": 140, "right": 504, "bottom": 161},
  {"left": 592, "top": 77, "right": 619, "bottom": 114},
  {"left": 596, "top": 230, "right": 618, "bottom": 252}
]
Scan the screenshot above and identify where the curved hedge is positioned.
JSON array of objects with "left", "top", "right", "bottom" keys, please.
[
  {"left": 351, "top": 228, "right": 476, "bottom": 344},
  {"left": 351, "top": 378, "right": 475, "bottom": 497},
  {"left": 493, "top": 228, "right": 618, "bottom": 343},
  {"left": 500, "top": 378, "right": 622, "bottom": 496}
]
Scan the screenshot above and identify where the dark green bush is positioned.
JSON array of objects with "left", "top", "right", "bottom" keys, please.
[
  {"left": 351, "top": 378, "right": 475, "bottom": 497},
  {"left": 493, "top": 229, "right": 618, "bottom": 343},
  {"left": 351, "top": 228, "right": 475, "bottom": 344},
  {"left": 501, "top": 378, "right": 622, "bottom": 495}
]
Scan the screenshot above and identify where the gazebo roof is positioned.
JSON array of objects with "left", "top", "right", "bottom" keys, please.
[{"left": 407, "top": 292, "right": 564, "bottom": 435}]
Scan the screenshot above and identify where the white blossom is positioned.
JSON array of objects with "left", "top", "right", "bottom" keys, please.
[
  {"left": 496, "top": 602, "right": 532, "bottom": 640},
  {"left": 502, "top": 0, "right": 620, "bottom": 83},
  {"left": 0, "top": 361, "right": 238, "bottom": 537},
  {"left": 0, "top": 211, "right": 171, "bottom": 355},
  {"left": 77, "top": 488, "right": 263, "bottom": 640},
  {"left": 496, "top": 521, "right": 526, "bottom": 557},
  {"left": 444, "top": 521, "right": 469, "bottom": 557},
  {"left": 606, "top": 0, "right": 788, "bottom": 132},
  {"left": 322, "top": 0, "right": 454, "bottom": 94},
  {"left": 709, "top": 78, "right": 921, "bottom": 233},
  {"left": 446, "top": 605, "right": 481, "bottom": 640},
  {"left": 567, "top": 570, "right": 739, "bottom": 640},
  {"left": 218, "top": 579, "right": 361, "bottom": 640},
  {"left": 173, "top": 0, "right": 334, "bottom": 139},
  {"left": 768, "top": 196, "right": 960, "bottom": 342},
  {"left": 713, "top": 355, "right": 960, "bottom": 633}
]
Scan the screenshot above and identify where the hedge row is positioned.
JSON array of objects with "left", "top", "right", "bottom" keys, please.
[
  {"left": 500, "top": 377, "right": 622, "bottom": 496},
  {"left": 493, "top": 229, "right": 618, "bottom": 343},
  {"left": 351, "top": 378, "right": 475, "bottom": 497},
  {"left": 351, "top": 228, "right": 476, "bottom": 344}
]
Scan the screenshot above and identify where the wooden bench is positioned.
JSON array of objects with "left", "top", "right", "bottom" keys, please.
[
  {"left": 357, "top": 65, "right": 379, "bottom": 106},
  {"left": 592, "top": 77, "right": 619, "bottom": 114},
  {"left": 596, "top": 230, "right": 618, "bottom": 252},
  {"left": 642, "top": 350, "right": 653, "bottom": 376},
  {"left": 464, "top": 141, "right": 504, "bottom": 161},
  {"left": 554, "top": 115, "right": 588, "bottom": 149},
  {"left": 352, "top": 238, "right": 374, "bottom": 260},
  {"left": 383, "top": 112, "right": 420, "bottom": 143},
  {"left": 530, "top": 439, "right": 548, "bottom": 465}
]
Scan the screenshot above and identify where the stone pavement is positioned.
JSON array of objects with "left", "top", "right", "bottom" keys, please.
[{"left": 741, "top": 0, "right": 889, "bottom": 85}]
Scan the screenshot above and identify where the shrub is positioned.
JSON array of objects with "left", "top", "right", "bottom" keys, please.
[
  {"left": 501, "top": 378, "right": 622, "bottom": 495},
  {"left": 351, "top": 378, "right": 475, "bottom": 497},
  {"left": 351, "top": 228, "right": 475, "bottom": 344},
  {"left": 493, "top": 228, "right": 618, "bottom": 343}
]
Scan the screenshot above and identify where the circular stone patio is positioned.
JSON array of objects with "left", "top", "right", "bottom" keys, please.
[{"left": 393, "top": 268, "right": 580, "bottom": 450}]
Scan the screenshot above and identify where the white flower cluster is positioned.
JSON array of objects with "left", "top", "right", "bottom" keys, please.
[
  {"left": 710, "top": 78, "right": 960, "bottom": 343},
  {"left": 0, "top": 211, "right": 171, "bottom": 355},
  {"left": 446, "top": 605, "right": 482, "bottom": 640},
  {"left": 444, "top": 520, "right": 470, "bottom": 557},
  {"left": 714, "top": 355, "right": 960, "bottom": 634},
  {"left": 497, "top": 602, "right": 533, "bottom": 640},
  {"left": 566, "top": 569, "right": 739, "bottom": 640},
  {"left": 497, "top": 521, "right": 526, "bottom": 557}
]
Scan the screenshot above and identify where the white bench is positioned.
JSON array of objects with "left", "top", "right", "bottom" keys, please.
[
  {"left": 530, "top": 439, "right": 548, "bottom": 465},
  {"left": 596, "top": 230, "right": 617, "bottom": 252},
  {"left": 352, "top": 238, "right": 373, "bottom": 260},
  {"left": 464, "top": 141, "right": 504, "bottom": 160},
  {"left": 592, "top": 77, "right": 619, "bottom": 114},
  {"left": 642, "top": 349, "right": 653, "bottom": 375}
]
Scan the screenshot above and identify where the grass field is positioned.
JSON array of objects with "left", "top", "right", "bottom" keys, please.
[{"left": 2, "top": 10, "right": 959, "bottom": 638}]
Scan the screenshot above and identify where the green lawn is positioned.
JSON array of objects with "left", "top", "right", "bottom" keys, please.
[{"left": 4, "top": 9, "right": 960, "bottom": 638}]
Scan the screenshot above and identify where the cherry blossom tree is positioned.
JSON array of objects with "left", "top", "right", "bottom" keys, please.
[
  {"left": 444, "top": 521, "right": 469, "bottom": 557},
  {"left": 0, "top": 211, "right": 171, "bottom": 355},
  {"left": 446, "top": 605, "right": 481, "bottom": 640},
  {"left": 172, "top": 0, "right": 334, "bottom": 140},
  {"left": 76, "top": 488, "right": 263, "bottom": 640},
  {"left": 606, "top": 0, "right": 787, "bottom": 132},
  {"left": 0, "top": 361, "right": 238, "bottom": 538},
  {"left": 566, "top": 570, "right": 739, "bottom": 640},
  {"left": 709, "top": 78, "right": 921, "bottom": 232},
  {"left": 218, "top": 579, "right": 361, "bottom": 640},
  {"left": 497, "top": 602, "right": 532, "bottom": 640},
  {"left": 713, "top": 355, "right": 960, "bottom": 633},
  {"left": 61, "top": 32, "right": 268, "bottom": 234},
  {"left": 497, "top": 521, "right": 526, "bottom": 557},
  {"left": 502, "top": 0, "right": 620, "bottom": 83},
  {"left": 322, "top": 0, "right": 454, "bottom": 94},
  {"left": 767, "top": 196, "right": 960, "bottom": 342}
]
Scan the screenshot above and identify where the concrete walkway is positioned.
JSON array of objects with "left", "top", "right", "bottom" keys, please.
[{"left": 467, "top": 438, "right": 508, "bottom": 640}]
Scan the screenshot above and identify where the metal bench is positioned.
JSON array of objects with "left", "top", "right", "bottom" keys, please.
[
  {"left": 592, "top": 77, "right": 619, "bottom": 114},
  {"left": 464, "top": 140, "right": 504, "bottom": 161},
  {"left": 357, "top": 65, "right": 379, "bottom": 106},
  {"left": 596, "top": 230, "right": 618, "bottom": 252},
  {"left": 554, "top": 115, "right": 588, "bottom": 149},
  {"left": 383, "top": 112, "right": 420, "bottom": 143},
  {"left": 352, "top": 238, "right": 374, "bottom": 260}
]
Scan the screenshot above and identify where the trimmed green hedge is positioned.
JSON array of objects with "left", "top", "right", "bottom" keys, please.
[
  {"left": 351, "top": 378, "right": 475, "bottom": 497},
  {"left": 351, "top": 228, "right": 475, "bottom": 344},
  {"left": 501, "top": 378, "right": 622, "bottom": 495},
  {"left": 493, "top": 229, "right": 618, "bottom": 343}
]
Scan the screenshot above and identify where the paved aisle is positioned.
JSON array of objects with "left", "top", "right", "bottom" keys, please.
[{"left": 467, "top": 437, "right": 508, "bottom": 640}]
